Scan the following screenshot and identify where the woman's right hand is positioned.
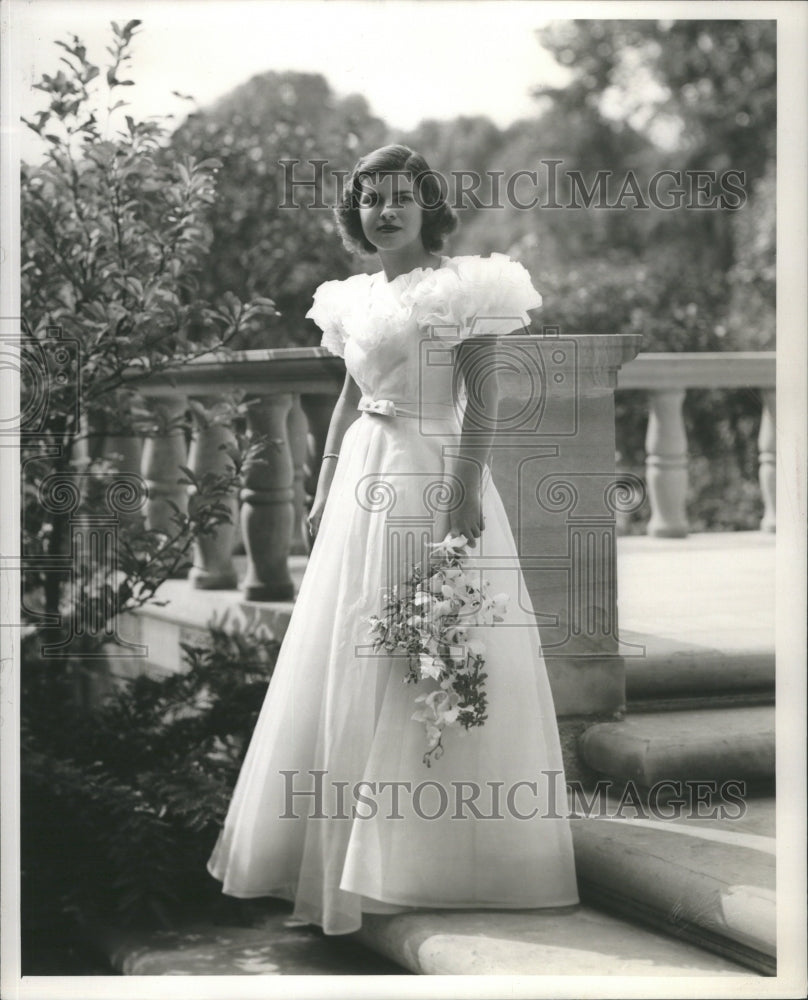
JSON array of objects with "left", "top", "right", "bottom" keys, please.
[{"left": 306, "top": 492, "right": 328, "bottom": 543}]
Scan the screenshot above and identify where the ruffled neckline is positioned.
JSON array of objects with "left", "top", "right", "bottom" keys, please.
[
  {"left": 373, "top": 256, "right": 450, "bottom": 289},
  {"left": 308, "top": 252, "right": 542, "bottom": 356}
]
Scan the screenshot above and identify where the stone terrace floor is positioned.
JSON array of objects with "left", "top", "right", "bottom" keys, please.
[{"left": 615, "top": 530, "right": 774, "bottom": 652}]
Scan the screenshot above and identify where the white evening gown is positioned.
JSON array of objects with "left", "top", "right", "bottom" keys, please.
[{"left": 207, "top": 253, "right": 579, "bottom": 934}]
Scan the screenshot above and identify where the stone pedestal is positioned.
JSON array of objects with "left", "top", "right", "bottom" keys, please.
[{"left": 490, "top": 334, "right": 643, "bottom": 718}]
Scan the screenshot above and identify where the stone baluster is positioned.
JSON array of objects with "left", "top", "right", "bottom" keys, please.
[
  {"left": 645, "top": 389, "right": 688, "bottom": 538},
  {"left": 101, "top": 397, "right": 146, "bottom": 533},
  {"left": 240, "top": 391, "right": 295, "bottom": 601},
  {"left": 758, "top": 389, "right": 776, "bottom": 532},
  {"left": 187, "top": 395, "right": 239, "bottom": 589},
  {"left": 73, "top": 399, "right": 138, "bottom": 466},
  {"left": 231, "top": 412, "right": 247, "bottom": 556},
  {"left": 141, "top": 394, "right": 191, "bottom": 578},
  {"left": 70, "top": 414, "right": 91, "bottom": 475},
  {"left": 299, "top": 393, "right": 338, "bottom": 554},
  {"left": 102, "top": 439, "right": 146, "bottom": 541},
  {"left": 74, "top": 396, "right": 145, "bottom": 530},
  {"left": 102, "top": 430, "right": 144, "bottom": 481},
  {"left": 287, "top": 394, "right": 310, "bottom": 556}
]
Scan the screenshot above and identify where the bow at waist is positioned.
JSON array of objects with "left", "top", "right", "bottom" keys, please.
[
  {"left": 357, "top": 395, "right": 457, "bottom": 421},
  {"left": 357, "top": 396, "right": 401, "bottom": 417}
]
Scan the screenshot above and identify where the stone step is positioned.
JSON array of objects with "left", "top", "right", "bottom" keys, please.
[
  {"left": 626, "top": 691, "right": 775, "bottom": 714},
  {"left": 622, "top": 628, "right": 774, "bottom": 703},
  {"left": 570, "top": 813, "right": 776, "bottom": 975},
  {"left": 352, "top": 798, "right": 775, "bottom": 977},
  {"left": 353, "top": 904, "right": 750, "bottom": 976},
  {"left": 84, "top": 800, "right": 775, "bottom": 979},
  {"left": 617, "top": 532, "right": 774, "bottom": 707},
  {"left": 85, "top": 896, "right": 751, "bottom": 977},
  {"left": 578, "top": 706, "right": 775, "bottom": 787},
  {"left": 85, "top": 900, "right": 407, "bottom": 976}
]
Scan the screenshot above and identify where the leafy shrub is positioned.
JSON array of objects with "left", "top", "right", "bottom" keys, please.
[
  {"left": 21, "top": 21, "right": 278, "bottom": 627},
  {"left": 22, "top": 610, "right": 279, "bottom": 934}
]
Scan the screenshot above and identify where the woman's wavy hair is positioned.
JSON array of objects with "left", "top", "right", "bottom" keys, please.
[{"left": 335, "top": 144, "right": 458, "bottom": 255}]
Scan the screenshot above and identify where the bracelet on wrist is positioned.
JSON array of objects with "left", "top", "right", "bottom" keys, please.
[{"left": 322, "top": 452, "right": 340, "bottom": 461}]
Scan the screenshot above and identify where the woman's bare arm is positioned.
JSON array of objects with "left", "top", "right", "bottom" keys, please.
[
  {"left": 308, "top": 371, "right": 363, "bottom": 534},
  {"left": 325, "top": 370, "right": 362, "bottom": 447},
  {"left": 447, "top": 336, "right": 501, "bottom": 544}
]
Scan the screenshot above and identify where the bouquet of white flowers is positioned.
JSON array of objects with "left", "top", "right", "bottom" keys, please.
[{"left": 366, "top": 532, "right": 509, "bottom": 766}]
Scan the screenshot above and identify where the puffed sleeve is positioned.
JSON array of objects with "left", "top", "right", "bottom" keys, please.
[
  {"left": 411, "top": 253, "right": 541, "bottom": 340},
  {"left": 305, "top": 279, "right": 348, "bottom": 358},
  {"left": 457, "top": 253, "right": 542, "bottom": 337}
]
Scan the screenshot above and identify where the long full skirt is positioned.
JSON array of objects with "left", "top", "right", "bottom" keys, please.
[{"left": 207, "top": 410, "right": 579, "bottom": 934}]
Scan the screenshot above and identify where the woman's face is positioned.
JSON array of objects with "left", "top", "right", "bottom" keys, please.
[{"left": 358, "top": 172, "right": 423, "bottom": 253}]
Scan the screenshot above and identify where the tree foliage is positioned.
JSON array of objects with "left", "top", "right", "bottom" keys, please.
[
  {"left": 168, "top": 71, "right": 388, "bottom": 347},
  {"left": 536, "top": 19, "right": 775, "bottom": 181},
  {"left": 530, "top": 20, "right": 775, "bottom": 530}
]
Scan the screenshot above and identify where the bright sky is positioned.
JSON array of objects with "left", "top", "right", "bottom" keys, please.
[{"left": 12, "top": 0, "right": 570, "bottom": 162}]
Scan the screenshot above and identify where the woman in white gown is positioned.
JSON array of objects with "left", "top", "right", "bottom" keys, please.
[{"left": 207, "top": 145, "right": 579, "bottom": 935}]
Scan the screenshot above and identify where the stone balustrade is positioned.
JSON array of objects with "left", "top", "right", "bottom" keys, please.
[
  {"left": 117, "top": 347, "right": 345, "bottom": 600},
  {"left": 95, "top": 339, "right": 774, "bottom": 719},
  {"left": 121, "top": 344, "right": 776, "bottom": 595},
  {"left": 616, "top": 352, "right": 776, "bottom": 536}
]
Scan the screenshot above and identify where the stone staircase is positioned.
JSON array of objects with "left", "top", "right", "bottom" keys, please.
[
  {"left": 355, "top": 701, "right": 776, "bottom": 978},
  {"left": 100, "top": 531, "right": 776, "bottom": 977},
  {"left": 564, "top": 532, "right": 776, "bottom": 976},
  {"left": 570, "top": 701, "right": 775, "bottom": 974}
]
